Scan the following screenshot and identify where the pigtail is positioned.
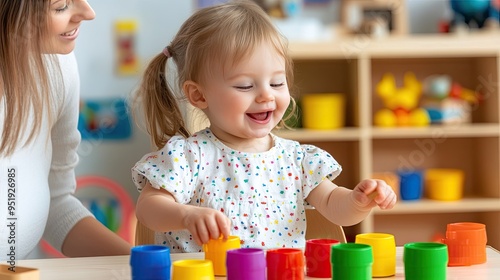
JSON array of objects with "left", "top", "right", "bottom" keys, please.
[{"left": 136, "top": 53, "right": 190, "bottom": 150}]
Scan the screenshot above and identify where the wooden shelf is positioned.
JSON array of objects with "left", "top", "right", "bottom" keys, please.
[
  {"left": 274, "top": 127, "right": 362, "bottom": 141},
  {"left": 275, "top": 123, "right": 500, "bottom": 140},
  {"left": 373, "top": 198, "right": 500, "bottom": 215},
  {"left": 371, "top": 124, "right": 500, "bottom": 139},
  {"left": 289, "top": 34, "right": 500, "bottom": 249}
]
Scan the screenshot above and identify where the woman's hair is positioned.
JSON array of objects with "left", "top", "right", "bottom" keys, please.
[
  {"left": 0, "top": 0, "right": 54, "bottom": 156},
  {"left": 136, "top": 0, "right": 295, "bottom": 150}
]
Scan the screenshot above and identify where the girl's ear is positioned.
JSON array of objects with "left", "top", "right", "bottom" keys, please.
[{"left": 183, "top": 80, "right": 208, "bottom": 109}]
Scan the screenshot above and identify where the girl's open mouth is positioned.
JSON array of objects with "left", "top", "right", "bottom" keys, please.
[{"left": 247, "top": 111, "right": 272, "bottom": 122}]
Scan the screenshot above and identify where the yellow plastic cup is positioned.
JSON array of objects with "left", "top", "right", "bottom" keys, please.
[
  {"left": 425, "top": 169, "right": 464, "bottom": 201},
  {"left": 301, "top": 93, "right": 345, "bottom": 130},
  {"left": 203, "top": 235, "right": 240, "bottom": 276},
  {"left": 172, "top": 259, "right": 214, "bottom": 280},
  {"left": 355, "top": 233, "right": 396, "bottom": 277}
]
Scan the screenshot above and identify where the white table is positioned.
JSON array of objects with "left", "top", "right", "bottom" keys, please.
[{"left": 13, "top": 246, "right": 500, "bottom": 280}]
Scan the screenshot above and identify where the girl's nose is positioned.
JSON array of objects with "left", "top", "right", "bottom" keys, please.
[
  {"left": 73, "top": 0, "right": 96, "bottom": 22},
  {"left": 256, "top": 88, "right": 275, "bottom": 103}
]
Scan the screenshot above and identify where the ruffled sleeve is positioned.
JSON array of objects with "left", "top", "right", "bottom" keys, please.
[
  {"left": 131, "top": 135, "right": 201, "bottom": 204},
  {"left": 300, "top": 144, "right": 342, "bottom": 198}
]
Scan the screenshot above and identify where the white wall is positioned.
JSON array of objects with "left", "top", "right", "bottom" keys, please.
[{"left": 73, "top": 0, "right": 193, "bottom": 203}]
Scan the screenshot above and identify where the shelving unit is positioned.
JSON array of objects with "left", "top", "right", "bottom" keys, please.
[{"left": 276, "top": 33, "right": 500, "bottom": 249}]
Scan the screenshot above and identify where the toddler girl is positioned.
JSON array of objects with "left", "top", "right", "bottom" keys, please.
[{"left": 132, "top": 0, "right": 396, "bottom": 253}]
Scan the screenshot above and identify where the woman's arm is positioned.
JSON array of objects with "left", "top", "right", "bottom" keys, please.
[
  {"left": 62, "top": 217, "right": 131, "bottom": 257},
  {"left": 46, "top": 53, "right": 130, "bottom": 257},
  {"left": 136, "top": 182, "right": 231, "bottom": 245}
]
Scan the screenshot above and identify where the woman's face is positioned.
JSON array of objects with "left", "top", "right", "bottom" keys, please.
[{"left": 47, "top": 0, "right": 95, "bottom": 54}]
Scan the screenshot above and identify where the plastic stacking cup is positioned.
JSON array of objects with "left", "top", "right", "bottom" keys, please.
[
  {"left": 398, "top": 170, "right": 423, "bottom": 201},
  {"left": 226, "top": 248, "right": 266, "bottom": 280},
  {"left": 404, "top": 242, "right": 448, "bottom": 280},
  {"left": 266, "top": 248, "right": 305, "bottom": 280},
  {"left": 331, "top": 243, "right": 373, "bottom": 280},
  {"left": 130, "top": 245, "right": 171, "bottom": 280},
  {"left": 442, "top": 222, "right": 487, "bottom": 266},
  {"left": 203, "top": 235, "right": 240, "bottom": 276},
  {"left": 355, "top": 233, "right": 396, "bottom": 277},
  {"left": 301, "top": 93, "right": 345, "bottom": 130},
  {"left": 305, "top": 239, "right": 340, "bottom": 278},
  {"left": 425, "top": 169, "right": 464, "bottom": 201},
  {"left": 172, "top": 260, "right": 214, "bottom": 280}
]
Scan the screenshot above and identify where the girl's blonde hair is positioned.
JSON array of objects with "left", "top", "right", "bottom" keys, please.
[
  {"left": 136, "top": 0, "right": 295, "bottom": 150},
  {"left": 0, "top": 0, "right": 55, "bottom": 156}
]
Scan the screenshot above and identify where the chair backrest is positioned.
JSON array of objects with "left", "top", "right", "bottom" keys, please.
[
  {"left": 305, "top": 209, "right": 347, "bottom": 243},
  {"left": 135, "top": 220, "right": 155, "bottom": 246},
  {"left": 134, "top": 209, "right": 346, "bottom": 246}
]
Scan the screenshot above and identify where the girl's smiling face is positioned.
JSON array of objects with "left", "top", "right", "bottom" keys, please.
[
  {"left": 47, "top": 0, "right": 95, "bottom": 54},
  {"left": 191, "top": 42, "right": 290, "bottom": 150}
]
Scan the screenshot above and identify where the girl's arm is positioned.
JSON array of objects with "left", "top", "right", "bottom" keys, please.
[
  {"left": 136, "top": 182, "right": 231, "bottom": 245},
  {"left": 306, "top": 179, "right": 396, "bottom": 226}
]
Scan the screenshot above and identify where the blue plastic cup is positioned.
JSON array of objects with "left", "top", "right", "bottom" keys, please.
[
  {"left": 130, "top": 245, "right": 171, "bottom": 280},
  {"left": 398, "top": 170, "right": 423, "bottom": 200}
]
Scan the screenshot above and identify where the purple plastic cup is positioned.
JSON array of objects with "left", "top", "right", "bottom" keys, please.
[{"left": 226, "top": 248, "right": 266, "bottom": 280}]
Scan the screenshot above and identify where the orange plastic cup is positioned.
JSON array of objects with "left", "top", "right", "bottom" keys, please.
[
  {"left": 203, "top": 235, "right": 241, "bottom": 276},
  {"left": 442, "top": 222, "right": 487, "bottom": 266}
]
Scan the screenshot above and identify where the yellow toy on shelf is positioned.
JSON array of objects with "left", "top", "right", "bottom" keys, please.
[{"left": 374, "top": 72, "right": 430, "bottom": 127}]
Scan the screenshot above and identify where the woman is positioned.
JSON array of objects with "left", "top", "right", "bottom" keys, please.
[{"left": 0, "top": 0, "right": 131, "bottom": 260}]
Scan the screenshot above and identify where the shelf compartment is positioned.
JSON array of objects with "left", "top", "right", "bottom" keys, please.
[
  {"left": 370, "top": 56, "right": 499, "bottom": 125},
  {"left": 372, "top": 137, "right": 500, "bottom": 198},
  {"left": 293, "top": 59, "right": 359, "bottom": 128},
  {"left": 302, "top": 140, "right": 361, "bottom": 189}
]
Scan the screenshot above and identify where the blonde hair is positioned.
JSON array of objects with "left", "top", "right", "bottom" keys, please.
[
  {"left": 135, "top": 0, "right": 295, "bottom": 150},
  {"left": 0, "top": 0, "right": 55, "bottom": 156}
]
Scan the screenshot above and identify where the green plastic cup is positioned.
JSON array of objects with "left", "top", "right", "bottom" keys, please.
[
  {"left": 331, "top": 243, "right": 373, "bottom": 280},
  {"left": 404, "top": 242, "right": 448, "bottom": 280}
]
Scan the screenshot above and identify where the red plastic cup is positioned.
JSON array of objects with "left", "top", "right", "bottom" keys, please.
[
  {"left": 442, "top": 222, "right": 487, "bottom": 266},
  {"left": 305, "top": 239, "right": 340, "bottom": 278},
  {"left": 266, "top": 248, "right": 305, "bottom": 280}
]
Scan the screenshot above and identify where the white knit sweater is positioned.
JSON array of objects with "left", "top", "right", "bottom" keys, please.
[{"left": 0, "top": 53, "right": 92, "bottom": 260}]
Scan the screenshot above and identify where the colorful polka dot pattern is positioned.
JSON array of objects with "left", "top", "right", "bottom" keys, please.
[{"left": 132, "top": 129, "right": 341, "bottom": 253}]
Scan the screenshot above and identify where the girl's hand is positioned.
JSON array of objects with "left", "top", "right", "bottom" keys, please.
[
  {"left": 352, "top": 179, "right": 397, "bottom": 210},
  {"left": 183, "top": 206, "right": 231, "bottom": 246}
]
